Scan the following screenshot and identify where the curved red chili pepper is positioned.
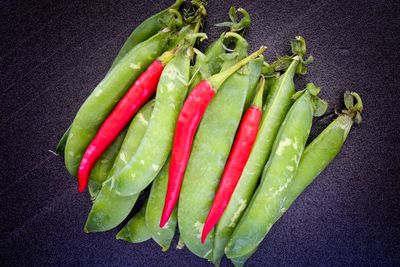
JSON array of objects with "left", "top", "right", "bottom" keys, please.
[
  {"left": 160, "top": 47, "right": 266, "bottom": 228},
  {"left": 160, "top": 80, "right": 215, "bottom": 227},
  {"left": 201, "top": 77, "right": 265, "bottom": 243},
  {"left": 77, "top": 59, "right": 164, "bottom": 192}
]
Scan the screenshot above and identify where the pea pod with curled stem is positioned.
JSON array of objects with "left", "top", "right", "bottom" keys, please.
[
  {"left": 212, "top": 36, "right": 312, "bottom": 265},
  {"left": 55, "top": 2, "right": 184, "bottom": 156},
  {"left": 176, "top": 35, "right": 265, "bottom": 260},
  {"left": 88, "top": 129, "right": 127, "bottom": 199},
  {"left": 84, "top": 100, "right": 154, "bottom": 233},
  {"left": 188, "top": 6, "right": 252, "bottom": 92},
  {"left": 145, "top": 158, "right": 177, "bottom": 251},
  {"left": 116, "top": 201, "right": 151, "bottom": 244},
  {"left": 64, "top": 28, "right": 178, "bottom": 177},
  {"left": 228, "top": 92, "right": 362, "bottom": 266},
  {"left": 226, "top": 83, "right": 328, "bottom": 265}
]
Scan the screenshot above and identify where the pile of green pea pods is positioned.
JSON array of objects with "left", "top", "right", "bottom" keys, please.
[{"left": 56, "top": 1, "right": 364, "bottom": 266}]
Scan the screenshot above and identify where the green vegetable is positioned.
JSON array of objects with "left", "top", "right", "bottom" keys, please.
[
  {"left": 283, "top": 91, "right": 362, "bottom": 219},
  {"left": 103, "top": 52, "right": 191, "bottom": 196},
  {"left": 225, "top": 83, "right": 327, "bottom": 265},
  {"left": 212, "top": 36, "right": 312, "bottom": 265},
  {"left": 227, "top": 92, "right": 361, "bottom": 266},
  {"left": 178, "top": 33, "right": 263, "bottom": 260},
  {"left": 116, "top": 203, "right": 151, "bottom": 243},
  {"left": 145, "top": 159, "right": 177, "bottom": 251},
  {"left": 84, "top": 101, "right": 154, "bottom": 232},
  {"left": 88, "top": 129, "right": 127, "bottom": 199},
  {"left": 56, "top": 1, "right": 183, "bottom": 157},
  {"left": 65, "top": 30, "right": 173, "bottom": 176},
  {"left": 110, "top": 0, "right": 184, "bottom": 70}
]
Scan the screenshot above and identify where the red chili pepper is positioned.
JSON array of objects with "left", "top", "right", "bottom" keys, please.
[
  {"left": 160, "top": 47, "right": 266, "bottom": 227},
  {"left": 201, "top": 77, "right": 265, "bottom": 243},
  {"left": 77, "top": 50, "right": 175, "bottom": 192}
]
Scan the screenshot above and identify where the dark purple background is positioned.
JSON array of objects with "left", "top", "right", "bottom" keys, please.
[{"left": 1, "top": 0, "right": 400, "bottom": 266}]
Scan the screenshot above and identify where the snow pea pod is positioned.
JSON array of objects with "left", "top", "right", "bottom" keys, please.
[
  {"left": 110, "top": 0, "right": 184, "bottom": 70},
  {"left": 56, "top": 4, "right": 183, "bottom": 157},
  {"left": 88, "top": 129, "right": 127, "bottom": 199},
  {"left": 103, "top": 52, "right": 191, "bottom": 196},
  {"left": 178, "top": 35, "right": 263, "bottom": 259},
  {"left": 225, "top": 83, "right": 327, "bottom": 264},
  {"left": 116, "top": 203, "right": 151, "bottom": 243},
  {"left": 212, "top": 37, "right": 311, "bottom": 265},
  {"left": 228, "top": 93, "right": 361, "bottom": 267},
  {"left": 65, "top": 30, "right": 172, "bottom": 177},
  {"left": 84, "top": 101, "right": 154, "bottom": 233},
  {"left": 145, "top": 159, "right": 177, "bottom": 251}
]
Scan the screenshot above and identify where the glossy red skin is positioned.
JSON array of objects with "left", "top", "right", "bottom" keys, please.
[
  {"left": 160, "top": 80, "right": 216, "bottom": 227},
  {"left": 201, "top": 106, "right": 262, "bottom": 243},
  {"left": 77, "top": 60, "right": 164, "bottom": 192}
]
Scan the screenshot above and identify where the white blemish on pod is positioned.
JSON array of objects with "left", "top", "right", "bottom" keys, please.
[
  {"left": 129, "top": 63, "right": 141, "bottom": 70},
  {"left": 140, "top": 160, "right": 145, "bottom": 165},
  {"left": 193, "top": 221, "right": 204, "bottom": 239},
  {"left": 229, "top": 199, "right": 247, "bottom": 227},
  {"left": 94, "top": 90, "right": 103, "bottom": 97},
  {"left": 275, "top": 137, "right": 292, "bottom": 156},
  {"left": 137, "top": 113, "right": 148, "bottom": 125},
  {"left": 120, "top": 153, "right": 127, "bottom": 164},
  {"left": 152, "top": 164, "right": 159, "bottom": 171}
]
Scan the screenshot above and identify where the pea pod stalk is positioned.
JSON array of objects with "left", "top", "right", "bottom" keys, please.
[
  {"left": 212, "top": 36, "right": 312, "bottom": 265},
  {"left": 160, "top": 44, "right": 266, "bottom": 228},
  {"left": 226, "top": 83, "right": 327, "bottom": 264},
  {"left": 201, "top": 77, "right": 265, "bottom": 243}
]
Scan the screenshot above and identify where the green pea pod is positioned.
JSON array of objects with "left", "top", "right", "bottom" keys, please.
[
  {"left": 110, "top": 0, "right": 184, "bottom": 70},
  {"left": 283, "top": 92, "right": 362, "bottom": 208},
  {"left": 103, "top": 52, "right": 191, "bottom": 196},
  {"left": 88, "top": 129, "right": 127, "bottom": 199},
  {"left": 84, "top": 101, "right": 154, "bottom": 233},
  {"left": 212, "top": 37, "right": 311, "bottom": 265},
  {"left": 178, "top": 35, "right": 263, "bottom": 260},
  {"left": 65, "top": 30, "right": 172, "bottom": 176},
  {"left": 225, "top": 83, "right": 327, "bottom": 264},
  {"left": 145, "top": 159, "right": 177, "bottom": 251},
  {"left": 227, "top": 93, "right": 360, "bottom": 267},
  {"left": 56, "top": 2, "right": 183, "bottom": 157},
  {"left": 116, "top": 203, "right": 151, "bottom": 243}
]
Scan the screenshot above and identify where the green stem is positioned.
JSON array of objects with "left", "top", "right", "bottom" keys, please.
[
  {"left": 224, "top": 32, "right": 248, "bottom": 54},
  {"left": 351, "top": 92, "right": 363, "bottom": 112},
  {"left": 171, "top": 0, "right": 185, "bottom": 9},
  {"left": 252, "top": 76, "right": 265, "bottom": 109},
  {"left": 207, "top": 46, "right": 266, "bottom": 90}
]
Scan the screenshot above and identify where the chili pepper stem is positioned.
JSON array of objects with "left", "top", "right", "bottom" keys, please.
[
  {"left": 207, "top": 46, "right": 266, "bottom": 90},
  {"left": 252, "top": 76, "right": 265, "bottom": 109}
]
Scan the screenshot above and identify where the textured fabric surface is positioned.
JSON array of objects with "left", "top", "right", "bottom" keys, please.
[{"left": 1, "top": 0, "right": 399, "bottom": 266}]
